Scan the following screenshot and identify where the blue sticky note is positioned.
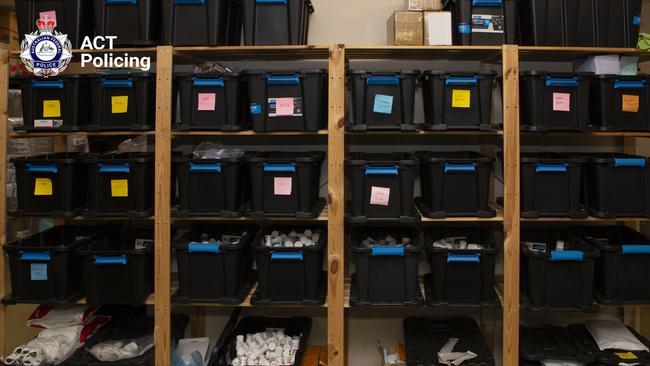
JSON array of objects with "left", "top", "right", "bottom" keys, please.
[
  {"left": 373, "top": 94, "right": 394, "bottom": 114},
  {"left": 250, "top": 103, "right": 262, "bottom": 115},
  {"left": 31, "top": 263, "right": 47, "bottom": 281}
]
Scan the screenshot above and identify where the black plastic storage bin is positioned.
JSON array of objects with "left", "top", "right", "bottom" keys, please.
[
  {"left": 252, "top": 226, "right": 326, "bottom": 305},
  {"left": 568, "top": 323, "right": 650, "bottom": 366},
  {"left": 424, "top": 227, "right": 498, "bottom": 306},
  {"left": 449, "top": 0, "right": 518, "bottom": 45},
  {"left": 521, "top": 229, "right": 600, "bottom": 311},
  {"left": 520, "top": 326, "right": 596, "bottom": 366},
  {"left": 88, "top": 72, "right": 156, "bottom": 131},
  {"left": 162, "top": 0, "right": 241, "bottom": 46},
  {"left": 590, "top": 75, "right": 650, "bottom": 131},
  {"left": 577, "top": 226, "right": 650, "bottom": 304},
  {"left": 243, "top": 69, "right": 327, "bottom": 132},
  {"left": 350, "top": 227, "right": 423, "bottom": 306},
  {"left": 245, "top": 151, "right": 325, "bottom": 218},
  {"left": 76, "top": 228, "right": 154, "bottom": 306},
  {"left": 520, "top": 153, "right": 587, "bottom": 218},
  {"left": 584, "top": 153, "right": 650, "bottom": 217},
  {"left": 347, "top": 70, "right": 419, "bottom": 131},
  {"left": 519, "top": 0, "right": 596, "bottom": 46},
  {"left": 16, "top": 0, "right": 93, "bottom": 49},
  {"left": 83, "top": 152, "right": 154, "bottom": 218},
  {"left": 17, "top": 76, "right": 90, "bottom": 132},
  {"left": 416, "top": 151, "right": 495, "bottom": 218},
  {"left": 404, "top": 317, "right": 495, "bottom": 366},
  {"left": 12, "top": 153, "right": 84, "bottom": 217},
  {"left": 242, "top": 0, "right": 313, "bottom": 45},
  {"left": 594, "top": 0, "right": 642, "bottom": 48},
  {"left": 420, "top": 71, "right": 496, "bottom": 131},
  {"left": 173, "top": 154, "right": 246, "bottom": 217},
  {"left": 173, "top": 225, "right": 256, "bottom": 304},
  {"left": 3, "top": 225, "right": 104, "bottom": 304},
  {"left": 346, "top": 152, "right": 418, "bottom": 223},
  {"left": 93, "top": 0, "right": 159, "bottom": 47},
  {"left": 520, "top": 72, "right": 592, "bottom": 132},
  {"left": 175, "top": 73, "right": 247, "bottom": 131}
]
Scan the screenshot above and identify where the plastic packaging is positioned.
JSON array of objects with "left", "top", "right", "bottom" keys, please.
[
  {"left": 192, "top": 143, "right": 244, "bottom": 160},
  {"left": 117, "top": 135, "right": 149, "bottom": 154},
  {"left": 89, "top": 336, "right": 154, "bottom": 362}
]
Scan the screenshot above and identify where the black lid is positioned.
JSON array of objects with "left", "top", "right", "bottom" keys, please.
[
  {"left": 520, "top": 326, "right": 597, "bottom": 363},
  {"left": 416, "top": 151, "right": 493, "bottom": 163},
  {"left": 347, "top": 69, "right": 420, "bottom": 75}
]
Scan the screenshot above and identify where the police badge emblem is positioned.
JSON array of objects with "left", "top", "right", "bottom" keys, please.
[{"left": 20, "top": 19, "right": 73, "bottom": 77}]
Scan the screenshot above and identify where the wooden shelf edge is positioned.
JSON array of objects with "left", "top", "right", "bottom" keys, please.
[
  {"left": 521, "top": 216, "right": 649, "bottom": 222},
  {"left": 9, "top": 131, "right": 155, "bottom": 138},
  {"left": 173, "top": 130, "right": 328, "bottom": 136}
]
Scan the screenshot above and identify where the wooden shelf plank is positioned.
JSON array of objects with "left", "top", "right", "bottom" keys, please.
[
  {"left": 346, "top": 130, "right": 503, "bottom": 136},
  {"left": 173, "top": 130, "right": 328, "bottom": 136},
  {"left": 345, "top": 45, "right": 502, "bottom": 61},
  {"left": 9, "top": 131, "right": 155, "bottom": 138},
  {"left": 76, "top": 293, "right": 155, "bottom": 305},
  {"left": 518, "top": 46, "right": 650, "bottom": 61},
  {"left": 521, "top": 216, "right": 650, "bottom": 222},
  {"left": 522, "top": 131, "right": 650, "bottom": 138},
  {"left": 419, "top": 203, "right": 504, "bottom": 222},
  {"left": 173, "top": 45, "right": 330, "bottom": 61}
]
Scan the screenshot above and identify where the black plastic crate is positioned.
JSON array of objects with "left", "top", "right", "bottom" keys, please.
[
  {"left": 93, "top": 0, "right": 159, "bottom": 47},
  {"left": 350, "top": 227, "right": 423, "bottom": 306},
  {"left": 590, "top": 75, "right": 650, "bottom": 131},
  {"left": 76, "top": 228, "right": 154, "bottom": 306},
  {"left": 3, "top": 225, "right": 105, "bottom": 305},
  {"left": 449, "top": 0, "right": 518, "bottom": 45},
  {"left": 175, "top": 73, "right": 248, "bottom": 131},
  {"left": 404, "top": 317, "right": 495, "bottom": 366},
  {"left": 584, "top": 153, "right": 650, "bottom": 217},
  {"left": 520, "top": 326, "right": 597, "bottom": 366},
  {"left": 173, "top": 225, "right": 256, "bottom": 304},
  {"left": 416, "top": 151, "right": 495, "bottom": 218},
  {"left": 347, "top": 70, "right": 419, "bottom": 131},
  {"left": 245, "top": 151, "right": 325, "bottom": 218},
  {"left": 162, "top": 0, "right": 242, "bottom": 46},
  {"left": 520, "top": 72, "right": 592, "bottom": 132},
  {"left": 594, "top": 0, "right": 642, "bottom": 48},
  {"left": 16, "top": 0, "right": 94, "bottom": 49},
  {"left": 420, "top": 71, "right": 496, "bottom": 131},
  {"left": 519, "top": 0, "right": 596, "bottom": 46},
  {"left": 521, "top": 229, "right": 600, "bottom": 311},
  {"left": 576, "top": 225, "right": 650, "bottom": 304},
  {"left": 345, "top": 152, "right": 419, "bottom": 223},
  {"left": 243, "top": 69, "right": 328, "bottom": 132},
  {"left": 173, "top": 154, "right": 246, "bottom": 217},
  {"left": 568, "top": 323, "right": 650, "bottom": 366},
  {"left": 88, "top": 73, "right": 156, "bottom": 131},
  {"left": 424, "top": 227, "right": 498, "bottom": 306},
  {"left": 12, "top": 153, "right": 85, "bottom": 217},
  {"left": 520, "top": 153, "right": 587, "bottom": 218},
  {"left": 242, "top": 0, "right": 313, "bottom": 45},
  {"left": 83, "top": 153, "right": 154, "bottom": 218}
]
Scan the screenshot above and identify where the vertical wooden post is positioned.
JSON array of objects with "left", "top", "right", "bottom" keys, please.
[
  {"left": 0, "top": 44, "right": 9, "bottom": 356},
  {"left": 154, "top": 45, "right": 173, "bottom": 366},
  {"left": 327, "top": 44, "right": 345, "bottom": 366},
  {"left": 502, "top": 44, "right": 520, "bottom": 366}
]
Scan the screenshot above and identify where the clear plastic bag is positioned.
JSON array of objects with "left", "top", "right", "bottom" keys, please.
[
  {"left": 117, "top": 135, "right": 149, "bottom": 154},
  {"left": 192, "top": 142, "right": 244, "bottom": 160},
  {"left": 88, "top": 336, "right": 154, "bottom": 362}
]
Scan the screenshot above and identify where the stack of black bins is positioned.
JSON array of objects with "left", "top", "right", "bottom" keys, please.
[
  {"left": 242, "top": 0, "right": 314, "bottom": 45},
  {"left": 448, "top": 0, "right": 518, "bottom": 45},
  {"left": 16, "top": 0, "right": 94, "bottom": 49},
  {"left": 162, "top": 0, "right": 242, "bottom": 46},
  {"left": 93, "top": 0, "right": 160, "bottom": 47}
]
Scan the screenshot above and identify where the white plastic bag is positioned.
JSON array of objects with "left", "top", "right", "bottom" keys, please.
[
  {"left": 89, "top": 335, "right": 154, "bottom": 362},
  {"left": 586, "top": 320, "right": 649, "bottom": 352}
]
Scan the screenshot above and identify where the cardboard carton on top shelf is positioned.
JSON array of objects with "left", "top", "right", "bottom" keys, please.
[
  {"left": 408, "top": 0, "right": 443, "bottom": 10},
  {"left": 388, "top": 11, "right": 424, "bottom": 45}
]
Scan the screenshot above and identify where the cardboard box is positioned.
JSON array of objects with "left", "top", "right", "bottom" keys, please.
[
  {"left": 388, "top": 11, "right": 423, "bottom": 45},
  {"left": 424, "top": 11, "right": 453, "bottom": 45},
  {"left": 408, "top": 0, "right": 443, "bottom": 10},
  {"left": 378, "top": 340, "right": 407, "bottom": 366},
  {"left": 0, "top": 11, "right": 19, "bottom": 52},
  {"left": 574, "top": 55, "right": 621, "bottom": 75}
]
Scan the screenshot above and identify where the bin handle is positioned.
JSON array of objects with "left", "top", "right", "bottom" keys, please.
[
  {"left": 472, "top": 0, "right": 503, "bottom": 6},
  {"left": 19, "top": 251, "right": 51, "bottom": 261},
  {"left": 549, "top": 250, "right": 583, "bottom": 261},
  {"left": 621, "top": 245, "right": 650, "bottom": 255},
  {"left": 364, "top": 165, "right": 399, "bottom": 175},
  {"left": 445, "top": 76, "right": 478, "bottom": 86},
  {"left": 263, "top": 162, "right": 296, "bottom": 173},
  {"left": 189, "top": 162, "right": 222, "bottom": 173},
  {"left": 614, "top": 158, "right": 646, "bottom": 168},
  {"left": 32, "top": 80, "right": 64, "bottom": 89},
  {"left": 105, "top": 0, "right": 137, "bottom": 4},
  {"left": 444, "top": 163, "right": 476, "bottom": 173},
  {"left": 27, "top": 164, "right": 58, "bottom": 174},
  {"left": 174, "top": 0, "right": 205, "bottom": 4},
  {"left": 366, "top": 75, "right": 400, "bottom": 86},
  {"left": 99, "top": 163, "right": 130, "bottom": 173},
  {"left": 192, "top": 77, "right": 224, "bottom": 87},
  {"left": 370, "top": 245, "right": 404, "bottom": 256},
  {"left": 614, "top": 79, "right": 646, "bottom": 89},
  {"left": 536, "top": 163, "right": 567, "bottom": 173},
  {"left": 188, "top": 243, "right": 221, "bottom": 253},
  {"left": 257, "top": 0, "right": 287, "bottom": 4},
  {"left": 271, "top": 251, "right": 303, "bottom": 261},
  {"left": 545, "top": 77, "right": 578, "bottom": 88},
  {"left": 447, "top": 252, "right": 480, "bottom": 263},
  {"left": 266, "top": 75, "right": 300, "bottom": 85},
  {"left": 100, "top": 78, "right": 133, "bottom": 89},
  {"left": 93, "top": 255, "right": 127, "bottom": 265}
]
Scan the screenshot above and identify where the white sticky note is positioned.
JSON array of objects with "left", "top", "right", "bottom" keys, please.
[
  {"left": 370, "top": 186, "right": 390, "bottom": 206},
  {"left": 274, "top": 177, "right": 292, "bottom": 195}
]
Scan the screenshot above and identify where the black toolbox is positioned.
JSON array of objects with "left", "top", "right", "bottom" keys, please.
[
  {"left": 16, "top": 0, "right": 94, "bottom": 48},
  {"left": 93, "top": 0, "right": 160, "bottom": 47},
  {"left": 519, "top": 0, "right": 596, "bottom": 46},
  {"left": 173, "top": 225, "right": 256, "bottom": 304},
  {"left": 520, "top": 72, "right": 592, "bottom": 132},
  {"left": 420, "top": 71, "right": 496, "bottom": 131},
  {"left": 18, "top": 76, "right": 90, "bottom": 132},
  {"left": 347, "top": 70, "right": 419, "bottom": 131},
  {"left": 416, "top": 151, "right": 495, "bottom": 218},
  {"left": 12, "top": 153, "right": 84, "bottom": 218},
  {"left": 83, "top": 152, "right": 154, "bottom": 218},
  {"left": 243, "top": 69, "right": 328, "bottom": 132},
  {"left": 424, "top": 227, "right": 498, "bottom": 306},
  {"left": 520, "top": 325, "right": 597, "bottom": 366},
  {"left": 242, "top": 0, "right": 313, "bottom": 45},
  {"left": 449, "top": 0, "right": 518, "bottom": 45},
  {"left": 346, "top": 152, "right": 419, "bottom": 223},
  {"left": 520, "top": 153, "right": 587, "bottom": 218},
  {"left": 350, "top": 227, "right": 423, "bottom": 306},
  {"left": 162, "top": 0, "right": 242, "bottom": 46},
  {"left": 175, "top": 73, "right": 248, "bottom": 131},
  {"left": 521, "top": 229, "right": 600, "bottom": 311},
  {"left": 590, "top": 75, "right": 650, "bottom": 131}
]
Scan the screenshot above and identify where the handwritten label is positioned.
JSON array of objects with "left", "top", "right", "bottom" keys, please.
[
  {"left": 275, "top": 97, "right": 295, "bottom": 116},
  {"left": 43, "top": 100, "right": 61, "bottom": 118},
  {"left": 111, "top": 179, "right": 128, "bottom": 197},
  {"left": 373, "top": 94, "right": 394, "bottom": 114},
  {"left": 370, "top": 186, "right": 390, "bottom": 206},
  {"left": 552, "top": 92, "right": 571, "bottom": 112},
  {"left": 452, "top": 89, "right": 471, "bottom": 108},
  {"left": 622, "top": 94, "right": 640, "bottom": 113},
  {"left": 31, "top": 263, "right": 48, "bottom": 281},
  {"left": 197, "top": 93, "right": 216, "bottom": 111},
  {"left": 111, "top": 96, "right": 129, "bottom": 114},
  {"left": 34, "top": 178, "right": 52, "bottom": 196},
  {"left": 274, "top": 177, "right": 292, "bottom": 196}
]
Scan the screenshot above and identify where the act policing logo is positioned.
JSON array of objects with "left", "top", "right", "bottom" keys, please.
[{"left": 19, "top": 19, "right": 72, "bottom": 77}]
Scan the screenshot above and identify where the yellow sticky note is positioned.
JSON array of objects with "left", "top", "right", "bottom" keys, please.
[
  {"left": 111, "top": 96, "right": 129, "bottom": 114},
  {"left": 615, "top": 352, "right": 638, "bottom": 360},
  {"left": 42, "top": 100, "right": 61, "bottom": 118},
  {"left": 452, "top": 89, "right": 471, "bottom": 108},
  {"left": 34, "top": 178, "right": 52, "bottom": 196},
  {"left": 622, "top": 94, "right": 640, "bottom": 113},
  {"left": 111, "top": 179, "right": 128, "bottom": 197}
]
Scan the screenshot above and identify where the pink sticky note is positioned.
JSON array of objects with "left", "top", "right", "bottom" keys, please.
[
  {"left": 369, "top": 186, "right": 390, "bottom": 206},
  {"left": 274, "top": 177, "right": 292, "bottom": 196},
  {"left": 553, "top": 92, "right": 571, "bottom": 112},
  {"left": 197, "top": 93, "right": 216, "bottom": 111},
  {"left": 39, "top": 11, "right": 57, "bottom": 27},
  {"left": 275, "top": 98, "right": 295, "bottom": 116}
]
